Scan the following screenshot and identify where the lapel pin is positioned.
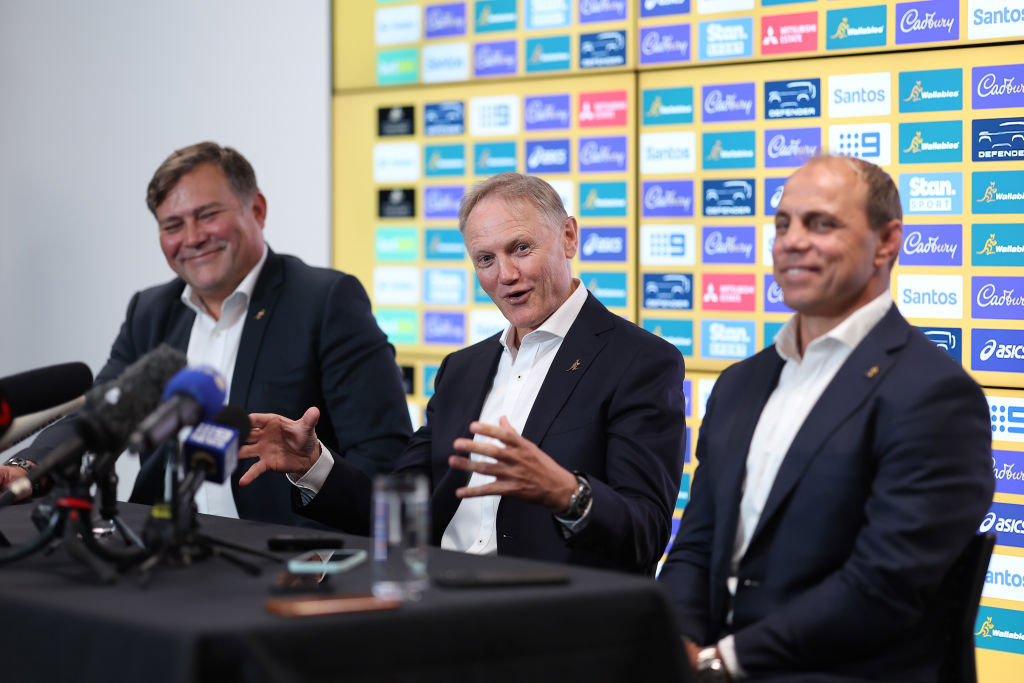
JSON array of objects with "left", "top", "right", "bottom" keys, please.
[
  {"left": 567, "top": 359, "right": 581, "bottom": 372},
  {"left": 865, "top": 365, "right": 879, "bottom": 379},
  {"left": 254, "top": 308, "right": 265, "bottom": 321}
]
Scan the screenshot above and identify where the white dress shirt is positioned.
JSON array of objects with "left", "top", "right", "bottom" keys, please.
[
  {"left": 718, "top": 291, "right": 893, "bottom": 678},
  {"left": 440, "top": 280, "right": 589, "bottom": 554},
  {"left": 175, "top": 246, "right": 269, "bottom": 518}
]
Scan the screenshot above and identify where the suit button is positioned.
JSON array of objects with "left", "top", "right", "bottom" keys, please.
[{"left": 742, "top": 579, "right": 760, "bottom": 587}]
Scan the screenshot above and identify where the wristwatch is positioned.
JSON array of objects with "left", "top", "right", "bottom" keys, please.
[
  {"left": 559, "top": 472, "right": 592, "bottom": 521},
  {"left": 4, "top": 457, "right": 42, "bottom": 496},
  {"left": 696, "top": 646, "right": 729, "bottom": 682}
]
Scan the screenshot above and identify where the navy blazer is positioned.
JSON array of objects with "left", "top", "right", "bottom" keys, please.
[
  {"left": 659, "top": 306, "right": 994, "bottom": 680},
  {"left": 305, "top": 293, "right": 687, "bottom": 574},
  {"left": 22, "top": 249, "right": 412, "bottom": 527}
]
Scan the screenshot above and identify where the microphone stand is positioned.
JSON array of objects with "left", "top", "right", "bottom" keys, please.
[
  {"left": 137, "top": 443, "right": 281, "bottom": 585},
  {"left": 89, "top": 451, "right": 146, "bottom": 551}
]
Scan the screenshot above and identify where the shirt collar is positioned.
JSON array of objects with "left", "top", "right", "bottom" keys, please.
[
  {"left": 180, "top": 243, "right": 269, "bottom": 317},
  {"left": 774, "top": 289, "right": 893, "bottom": 362},
  {"left": 499, "top": 279, "right": 588, "bottom": 356}
]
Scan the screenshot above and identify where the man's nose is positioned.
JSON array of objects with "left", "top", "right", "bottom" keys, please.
[
  {"left": 182, "top": 218, "right": 207, "bottom": 247},
  {"left": 777, "top": 222, "right": 810, "bottom": 251},
  {"left": 497, "top": 255, "right": 518, "bottom": 284}
]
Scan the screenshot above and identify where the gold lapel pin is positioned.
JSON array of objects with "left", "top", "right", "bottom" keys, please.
[
  {"left": 254, "top": 308, "right": 266, "bottom": 321},
  {"left": 567, "top": 359, "right": 581, "bottom": 372},
  {"left": 865, "top": 365, "right": 879, "bottom": 379}
]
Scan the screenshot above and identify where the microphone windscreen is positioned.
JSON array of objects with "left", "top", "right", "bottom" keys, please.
[
  {"left": 0, "top": 362, "right": 93, "bottom": 426},
  {"left": 77, "top": 345, "right": 187, "bottom": 453},
  {"left": 211, "top": 404, "right": 252, "bottom": 443},
  {"left": 160, "top": 366, "right": 227, "bottom": 420}
]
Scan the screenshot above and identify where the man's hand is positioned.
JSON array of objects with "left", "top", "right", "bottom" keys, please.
[
  {"left": 0, "top": 464, "right": 31, "bottom": 502},
  {"left": 0, "top": 464, "right": 31, "bottom": 501},
  {"left": 238, "top": 407, "right": 321, "bottom": 486},
  {"left": 448, "top": 416, "right": 578, "bottom": 514},
  {"left": 684, "top": 638, "right": 702, "bottom": 671}
]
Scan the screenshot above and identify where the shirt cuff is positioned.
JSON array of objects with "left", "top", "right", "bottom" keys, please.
[
  {"left": 717, "top": 635, "right": 746, "bottom": 680},
  {"left": 286, "top": 441, "right": 334, "bottom": 503},
  {"left": 554, "top": 494, "right": 593, "bottom": 536}
]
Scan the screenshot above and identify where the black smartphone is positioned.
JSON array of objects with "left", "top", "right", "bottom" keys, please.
[
  {"left": 267, "top": 534, "right": 345, "bottom": 552},
  {"left": 432, "top": 568, "right": 570, "bottom": 588}
]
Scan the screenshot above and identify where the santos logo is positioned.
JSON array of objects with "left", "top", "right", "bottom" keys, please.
[
  {"left": 983, "top": 554, "right": 1024, "bottom": 602},
  {"left": 969, "top": 0, "right": 1024, "bottom": 39},
  {"left": 896, "top": 274, "right": 963, "bottom": 319},
  {"left": 422, "top": 43, "right": 469, "bottom": 83},
  {"left": 828, "top": 72, "right": 891, "bottom": 117}
]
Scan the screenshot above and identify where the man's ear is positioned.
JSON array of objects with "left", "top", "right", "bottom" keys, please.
[
  {"left": 876, "top": 219, "right": 902, "bottom": 267},
  {"left": 562, "top": 216, "right": 579, "bottom": 259},
  {"left": 251, "top": 191, "right": 268, "bottom": 228}
]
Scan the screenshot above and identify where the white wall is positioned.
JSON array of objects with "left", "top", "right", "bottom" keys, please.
[{"left": 0, "top": 0, "right": 332, "bottom": 378}]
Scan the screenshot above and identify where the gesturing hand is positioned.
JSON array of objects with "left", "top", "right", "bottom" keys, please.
[
  {"left": 238, "top": 406, "right": 321, "bottom": 486},
  {"left": 448, "top": 416, "right": 578, "bottom": 514}
]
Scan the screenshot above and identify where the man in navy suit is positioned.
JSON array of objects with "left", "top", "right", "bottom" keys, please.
[
  {"left": 243, "top": 172, "right": 686, "bottom": 573},
  {"left": 659, "top": 155, "right": 993, "bottom": 680},
  {"left": 0, "top": 142, "right": 412, "bottom": 526}
]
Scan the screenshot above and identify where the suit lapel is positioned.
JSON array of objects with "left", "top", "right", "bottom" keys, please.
[
  {"left": 164, "top": 303, "right": 195, "bottom": 352},
  {"left": 750, "top": 307, "right": 909, "bottom": 543},
  {"left": 229, "top": 250, "right": 283, "bottom": 407},
  {"left": 715, "top": 352, "right": 785, "bottom": 537},
  {"left": 520, "top": 293, "right": 610, "bottom": 445},
  {"left": 431, "top": 338, "right": 503, "bottom": 528}
]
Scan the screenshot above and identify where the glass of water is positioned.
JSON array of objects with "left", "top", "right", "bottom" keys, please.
[{"left": 372, "top": 472, "right": 429, "bottom": 600}]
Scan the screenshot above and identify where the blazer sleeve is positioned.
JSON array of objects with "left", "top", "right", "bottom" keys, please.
[
  {"left": 732, "top": 369, "right": 994, "bottom": 672},
  {"left": 315, "top": 274, "right": 412, "bottom": 477},
  {"left": 565, "top": 338, "right": 687, "bottom": 574},
  {"left": 658, "top": 386, "right": 721, "bottom": 644}
]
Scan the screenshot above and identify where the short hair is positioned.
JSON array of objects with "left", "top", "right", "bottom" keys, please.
[
  {"left": 146, "top": 142, "right": 258, "bottom": 215},
  {"left": 458, "top": 172, "right": 568, "bottom": 233},
  {"left": 808, "top": 154, "right": 902, "bottom": 230}
]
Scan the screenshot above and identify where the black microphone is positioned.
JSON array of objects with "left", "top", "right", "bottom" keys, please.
[
  {"left": 0, "top": 345, "right": 186, "bottom": 505},
  {"left": 127, "top": 366, "right": 227, "bottom": 455},
  {"left": 0, "top": 362, "right": 93, "bottom": 439},
  {"left": 182, "top": 404, "right": 252, "bottom": 486}
]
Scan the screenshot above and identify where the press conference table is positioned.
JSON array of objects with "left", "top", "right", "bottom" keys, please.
[{"left": 0, "top": 502, "right": 687, "bottom": 683}]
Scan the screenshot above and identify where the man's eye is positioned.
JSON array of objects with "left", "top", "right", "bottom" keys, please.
[
  {"left": 514, "top": 244, "right": 530, "bottom": 253},
  {"left": 160, "top": 224, "right": 182, "bottom": 233},
  {"left": 199, "top": 210, "right": 220, "bottom": 221}
]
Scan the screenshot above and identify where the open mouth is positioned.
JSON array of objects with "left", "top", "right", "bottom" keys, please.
[{"left": 504, "top": 289, "right": 531, "bottom": 304}]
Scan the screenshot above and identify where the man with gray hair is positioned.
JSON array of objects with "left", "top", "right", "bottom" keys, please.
[
  {"left": 660, "top": 156, "right": 993, "bottom": 679},
  {"left": 243, "top": 172, "right": 686, "bottom": 574}
]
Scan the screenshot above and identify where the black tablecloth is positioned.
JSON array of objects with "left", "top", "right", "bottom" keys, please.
[{"left": 0, "top": 502, "right": 687, "bottom": 682}]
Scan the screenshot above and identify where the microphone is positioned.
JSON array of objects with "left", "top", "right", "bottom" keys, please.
[
  {"left": 0, "top": 396, "right": 85, "bottom": 453},
  {"left": 0, "top": 345, "right": 186, "bottom": 505},
  {"left": 127, "top": 366, "right": 227, "bottom": 455},
  {"left": 182, "top": 404, "right": 252, "bottom": 486},
  {"left": 0, "top": 362, "right": 93, "bottom": 439}
]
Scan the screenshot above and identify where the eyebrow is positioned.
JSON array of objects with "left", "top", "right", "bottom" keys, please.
[{"left": 158, "top": 201, "right": 225, "bottom": 226}]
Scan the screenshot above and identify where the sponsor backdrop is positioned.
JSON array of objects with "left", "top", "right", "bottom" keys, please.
[
  {"left": 335, "top": 3, "right": 1023, "bottom": 678},
  {"left": 336, "top": 1, "right": 1024, "bottom": 89}
]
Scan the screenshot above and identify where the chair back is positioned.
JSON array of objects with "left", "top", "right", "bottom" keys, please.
[{"left": 939, "top": 532, "right": 996, "bottom": 683}]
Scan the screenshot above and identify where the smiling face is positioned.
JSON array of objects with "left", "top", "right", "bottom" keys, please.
[
  {"left": 463, "top": 195, "right": 578, "bottom": 347},
  {"left": 772, "top": 157, "right": 901, "bottom": 342},
  {"left": 155, "top": 163, "right": 266, "bottom": 318}
]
